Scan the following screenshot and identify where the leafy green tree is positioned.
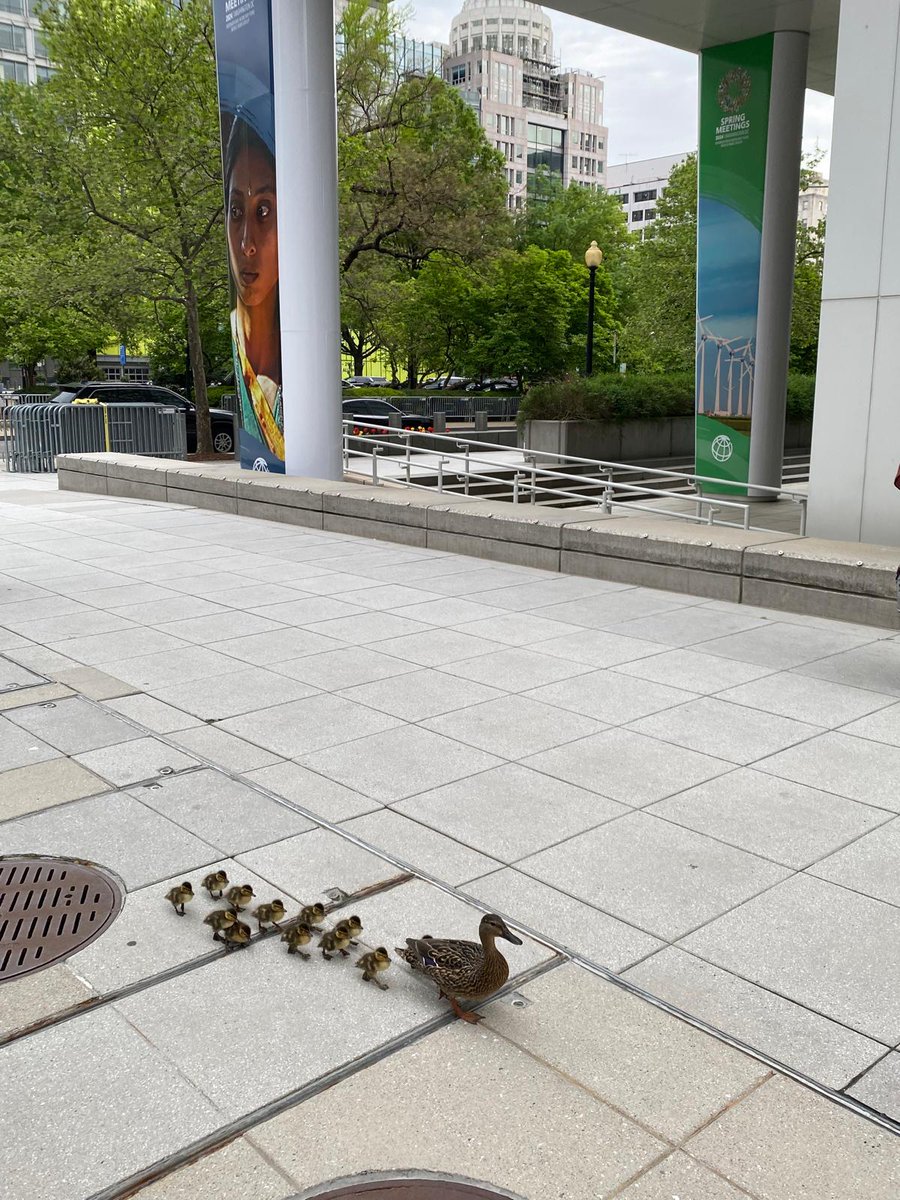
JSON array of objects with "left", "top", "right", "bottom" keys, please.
[
  {"left": 516, "top": 171, "right": 632, "bottom": 277},
  {"left": 790, "top": 217, "right": 825, "bottom": 373}
]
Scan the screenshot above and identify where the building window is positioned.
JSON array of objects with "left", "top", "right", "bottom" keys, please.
[
  {"left": 460, "top": 37, "right": 468, "bottom": 54},
  {"left": 515, "top": 170, "right": 522, "bottom": 185},
  {"left": 35, "top": 64, "right": 55, "bottom": 82},
  {"left": 527, "top": 122, "right": 564, "bottom": 184},
  {"left": 634, "top": 188, "right": 657, "bottom": 202},
  {"left": 485, "top": 33, "right": 497, "bottom": 50},
  {"left": 0, "top": 58, "right": 27, "bottom": 82},
  {"left": 617, "top": 193, "right": 628, "bottom": 204},
  {"left": 471, "top": 34, "right": 482, "bottom": 50},
  {"left": 0, "top": 21, "right": 25, "bottom": 52},
  {"left": 32, "top": 30, "right": 47, "bottom": 57},
  {"left": 632, "top": 210, "right": 644, "bottom": 222},
  {"left": 644, "top": 208, "right": 656, "bottom": 220},
  {"left": 502, "top": 33, "right": 513, "bottom": 53},
  {"left": 0, "top": 0, "right": 23, "bottom": 13},
  {"left": 450, "top": 64, "right": 466, "bottom": 86},
  {"left": 597, "top": 160, "right": 604, "bottom": 174}
]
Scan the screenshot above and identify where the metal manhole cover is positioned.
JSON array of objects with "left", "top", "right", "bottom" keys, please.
[
  {"left": 305, "top": 1183, "right": 519, "bottom": 1199},
  {"left": 0, "top": 856, "right": 123, "bottom": 983}
]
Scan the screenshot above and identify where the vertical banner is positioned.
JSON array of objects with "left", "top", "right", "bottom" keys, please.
[
  {"left": 696, "top": 35, "right": 773, "bottom": 491},
  {"left": 213, "top": 0, "right": 284, "bottom": 472}
]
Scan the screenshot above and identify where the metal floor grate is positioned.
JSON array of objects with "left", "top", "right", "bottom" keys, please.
[{"left": 0, "top": 856, "right": 123, "bottom": 982}]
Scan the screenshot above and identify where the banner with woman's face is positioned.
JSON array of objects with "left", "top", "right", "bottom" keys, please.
[{"left": 213, "top": 0, "right": 284, "bottom": 472}]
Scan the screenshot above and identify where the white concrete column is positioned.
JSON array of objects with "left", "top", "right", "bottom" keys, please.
[
  {"left": 271, "top": 0, "right": 343, "bottom": 480},
  {"left": 748, "top": 31, "right": 808, "bottom": 498},
  {"left": 807, "top": 0, "right": 900, "bottom": 545}
]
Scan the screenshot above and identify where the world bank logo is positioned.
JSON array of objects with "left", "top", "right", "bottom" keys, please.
[
  {"left": 717, "top": 67, "right": 751, "bottom": 113},
  {"left": 252, "top": 458, "right": 270, "bottom": 472},
  {"left": 711, "top": 434, "right": 734, "bottom": 463}
]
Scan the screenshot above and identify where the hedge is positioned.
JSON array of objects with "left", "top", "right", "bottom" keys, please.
[{"left": 518, "top": 372, "right": 816, "bottom": 425}]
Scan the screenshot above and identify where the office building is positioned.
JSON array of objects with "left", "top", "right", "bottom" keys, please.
[
  {"left": 798, "top": 180, "right": 828, "bottom": 228},
  {"left": 443, "top": 0, "right": 608, "bottom": 209},
  {"left": 0, "top": 0, "right": 53, "bottom": 84},
  {"left": 606, "top": 152, "right": 690, "bottom": 237}
]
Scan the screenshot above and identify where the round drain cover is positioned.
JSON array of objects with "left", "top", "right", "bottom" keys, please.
[
  {"left": 0, "top": 856, "right": 123, "bottom": 983},
  {"left": 306, "top": 1183, "right": 517, "bottom": 1199}
]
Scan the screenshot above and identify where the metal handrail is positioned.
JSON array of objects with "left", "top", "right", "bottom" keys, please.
[{"left": 342, "top": 420, "right": 775, "bottom": 530}]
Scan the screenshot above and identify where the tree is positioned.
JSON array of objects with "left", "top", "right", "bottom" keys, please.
[
  {"left": 1, "top": 0, "right": 224, "bottom": 449},
  {"left": 515, "top": 171, "right": 632, "bottom": 278},
  {"left": 790, "top": 216, "right": 825, "bottom": 373}
]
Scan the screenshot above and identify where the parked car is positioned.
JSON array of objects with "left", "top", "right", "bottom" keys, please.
[
  {"left": 423, "top": 375, "right": 467, "bottom": 390},
  {"left": 342, "top": 398, "right": 433, "bottom": 433},
  {"left": 343, "top": 375, "right": 391, "bottom": 388},
  {"left": 466, "top": 376, "right": 517, "bottom": 392},
  {"left": 49, "top": 382, "right": 236, "bottom": 455}
]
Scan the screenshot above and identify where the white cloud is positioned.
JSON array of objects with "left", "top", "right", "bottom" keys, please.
[{"left": 406, "top": 0, "right": 833, "bottom": 176}]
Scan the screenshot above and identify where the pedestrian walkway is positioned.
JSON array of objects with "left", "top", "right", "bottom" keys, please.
[{"left": 1, "top": 473, "right": 898, "bottom": 1200}]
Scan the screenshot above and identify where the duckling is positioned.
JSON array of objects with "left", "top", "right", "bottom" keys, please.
[
  {"left": 165, "top": 881, "right": 194, "bottom": 916},
  {"left": 203, "top": 908, "right": 237, "bottom": 940},
  {"left": 298, "top": 902, "right": 326, "bottom": 927},
  {"left": 281, "top": 923, "right": 314, "bottom": 959},
  {"left": 253, "top": 899, "right": 286, "bottom": 932},
  {"left": 345, "top": 914, "right": 363, "bottom": 947},
  {"left": 201, "top": 870, "right": 229, "bottom": 899},
  {"left": 220, "top": 919, "right": 252, "bottom": 951},
  {"left": 319, "top": 921, "right": 352, "bottom": 960},
  {"left": 356, "top": 947, "right": 392, "bottom": 990},
  {"left": 225, "top": 884, "right": 255, "bottom": 911}
]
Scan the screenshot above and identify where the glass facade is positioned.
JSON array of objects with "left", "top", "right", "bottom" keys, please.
[
  {"left": 0, "top": 20, "right": 25, "bottom": 52},
  {"left": 527, "top": 121, "right": 564, "bottom": 183}
]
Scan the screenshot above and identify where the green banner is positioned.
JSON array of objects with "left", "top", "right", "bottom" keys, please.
[{"left": 696, "top": 35, "right": 773, "bottom": 492}]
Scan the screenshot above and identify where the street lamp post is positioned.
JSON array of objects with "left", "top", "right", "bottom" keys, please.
[{"left": 584, "top": 240, "right": 603, "bottom": 375}]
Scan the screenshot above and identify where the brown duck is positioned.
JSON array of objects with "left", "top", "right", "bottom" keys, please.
[{"left": 396, "top": 913, "right": 522, "bottom": 1023}]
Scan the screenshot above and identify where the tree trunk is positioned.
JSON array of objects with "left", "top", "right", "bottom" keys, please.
[
  {"left": 23, "top": 362, "right": 37, "bottom": 391},
  {"left": 406, "top": 355, "right": 418, "bottom": 390},
  {"left": 185, "top": 276, "right": 212, "bottom": 455}
]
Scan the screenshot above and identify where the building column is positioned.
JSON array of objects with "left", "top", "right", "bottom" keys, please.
[
  {"left": 748, "top": 30, "right": 808, "bottom": 497},
  {"left": 271, "top": 0, "right": 343, "bottom": 480},
  {"left": 807, "top": 0, "right": 900, "bottom": 546}
]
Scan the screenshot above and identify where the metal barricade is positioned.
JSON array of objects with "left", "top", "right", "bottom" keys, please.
[{"left": 3, "top": 403, "right": 187, "bottom": 473}]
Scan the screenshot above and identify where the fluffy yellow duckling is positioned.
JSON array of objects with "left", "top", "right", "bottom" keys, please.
[
  {"left": 253, "top": 899, "right": 286, "bottom": 932},
  {"left": 225, "top": 884, "right": 255, "bottom": 911},
  {"left": 318, "top": 921, "right": 352, "bottom": 960},
  {"left": 281, "top": 923, "right": 314, "bottom": 960},
  {"left": 298, "top": 902, "right": 326, "bottom": 927},
  {"left": 201, "top": 870, "right": 229, "bottom": 899},
  {"left": 356, "top": 947, "right": 392, "bottom": 990},
  {"left": 203, "top": 909, "right": 237, "bottom": 941},
  {"left": 345, "top": 914, "right": 363, "bottom": 947},
  {"left": 221, "top": 919, "right": 252, "bottom": 951},
  {"left": 165, "top": 881, "right": 194, "bottom": 915}
]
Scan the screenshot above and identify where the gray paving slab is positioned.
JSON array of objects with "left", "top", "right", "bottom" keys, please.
[
  {"left": 838, "top": 699, "right": 900, "bottom": 746},
  {"left": 616, "top": 1152, "right": 747, "bottom": 1200},
  {"left": 686, "top": 1075, "right": 900, "bottom": 1200},
  {"left": 236, "top": 825, "right": 404, "bottom": 901},
  {"left": 367, "top": 627, "right": 502, "bottom": 666},
  {"left": 794, "top": 641, "right": 900, "bottom": 697},
  {"left": 0, "top": 789, "right": 219, "bottom": 889},
  {"left": 114, "top": 886, "right": 545, "bottom": 1122},
  {"left": 518, "top": 810, "right": 789, "bottom": 941},
  {"left": 149, "top": 666, "right": 319, "bottom": 720},
  {"left": 423, "top": 693, "right": 606, "bottom": 760},
  {"left": 51, "top": 664, "right": 139, "bottom": 700},
  {"left": 340, "top": 809, "right": 501, "bottom": 885},
  {"left": 242, "top": 760, "right": 380, "bottom": 822},
  {"left": 46, "top": 625, "right": 190, "bottom": 666},
  {"left": 292, "top": 571, "right": 400, "bottom": 596},
  {"left": 394, "top": 762, "right": 626, "bottom": 862},
  {"left": 250, "top": 595, "right": 366, "bottom": 625},
  {"left": 209, "top": 626, "right": 346, "bottom": 665},
  {"left": 532, "top": 588, "right": 695, "bottom": 628},
  {"left": 599, "top": 605, "right": 770, "bottom": 647},
  {"left": 100, "top": 644, "right": 256, "bottom": 690},
  {"left": 250, "top": 1021, "right": 665, "bottom": 1200},
  {"left": 535, "top": 626, "right": 674, "bottom": 668},
  {"left": 339, "top": 668, "right": 503, "bottom": 721},
  {"left": 700, "top": 621, "right": 879, "bottom": 669},
  {"left": 681, "top": 873, "right": 900, "bottom": 1042},
  {"left": 6, "top": 609, "right": 139, "bottom": 643},
  {"left": 626, "top": 696, "right": 823, "bottom": 765},
  {"left": 5, "top": 696, "right": 143, "bottom": 754},
  {"left": 155, "top": 610, "right": 284, "bottom": 645},
  {"left": 270, "top": 644, "right": 419, "bottom": 690},
  {"left": 299, "top": 724, "right": 505, "bottom": 803},
  {"left": 808, "top": 818, "right": 900, "bottom": 906},
  {"left": 463, "top": 573, "right": 627, "bottom": 609},
  {"left": 305, "top": 610, "right": 436, "bottom": 644},
  {"left": 387, "top": 596, "right": 512, "bottom": 627},
  {"left": 467, "top": 866, "right": 663, "bottom": 970},
  {"left": 0, "top": 756, "right": 107, "bottom": 821},
  {"left": 455, "top": 610, "right": 596, "bottom": 647},
  {"left": 0, "top": 962, "right": 94, "bottom": 1038},
  {"left": 755, "top": 731, "right": 900, "bottom": 811},
  {"left": 129, "top": 768, "right": 314, "bottom": 856},
  {"left": 168, "top": 724, "right": 282, "bottom": 773},
  {"left": 122, "top": 1138, "right": 293, "bottom": 1200},
  {"left": 0, "top": 1006, "right": 222, "bottom": 1200},
  {"left": 439, "top": 645, "right": 594, "bottom": 692},
  {"left": 525, "top": 668, "right": 698, "bottom": 724},
  {"left": 0, "top": 658, "right": 47, "bottom": 690},
  {"left": 613, "top": 646, "right": 777, "bottom": 693},
  {"left": 218, "top": 693, "right": 402, "bottom": 758},
  {"left": 624, "top": 947, "right": 885, "bottom": 1091},
  {"left": 416, "top": 565, "right": 561, "bottom": 597},
  {"left": 848, "top": 1051, "right": 900, "bottom": 1120},
  {"left": 486, "top": 964, "right": 770, "bottom": 1142},
  {"left": 102, "top": 692, "right": 202, "bottom": 733},
  {"left": 74, "top": 735, "right": 199, "bottom": 786},
  {"left": 647, "top": 767, "right": 889, "bottom": 869},
  {"left": 69, "top": 857, "right": 303, "bottom": 993},
  {"left": 521, "top": 726, "right": 733, "bottom": 807},
  {"left": 0, "top": 714, "right": 60, "bottom": 770},
  {"left": 111, "top": 595, "right": 231, "bottom": 624},
  {"left": 717, "top": 672, "right": 895, "bottom": 728}
]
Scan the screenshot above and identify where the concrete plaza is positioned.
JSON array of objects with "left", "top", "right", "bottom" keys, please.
[{"left": 0, "top": 471, "right": 898, "bottom": 1199}]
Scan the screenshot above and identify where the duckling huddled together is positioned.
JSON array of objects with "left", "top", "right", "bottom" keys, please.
[{"left": 164, "top": 872, "right": 394, "bottom": 990}]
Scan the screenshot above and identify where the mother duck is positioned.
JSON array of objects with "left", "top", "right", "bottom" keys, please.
[{"left": 397, "top": 913, "right": 523, "bottom": 1023}]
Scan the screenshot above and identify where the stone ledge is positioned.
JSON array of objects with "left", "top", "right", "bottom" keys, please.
[{"left": 55, "top": 454, "right": 900, "bottom": 630}]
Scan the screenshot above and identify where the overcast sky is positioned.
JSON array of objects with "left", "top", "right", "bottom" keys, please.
[{"left": 407, "top": 1, "right": 835, "bottom": 176}]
